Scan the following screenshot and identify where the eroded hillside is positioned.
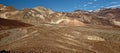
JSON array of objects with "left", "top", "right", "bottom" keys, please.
[
  {"left": 0, "top": 25, "right": 120, "bottom": 53},
  {"left": 0, "top": 4, "right": 120, "bottom": 53}
]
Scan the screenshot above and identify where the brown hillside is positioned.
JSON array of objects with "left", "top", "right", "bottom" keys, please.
[{"left": 0, "top": 18, "right": 32, "bottom": 30}]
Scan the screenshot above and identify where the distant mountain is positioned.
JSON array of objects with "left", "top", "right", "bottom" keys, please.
[
  {"left": 93, "top": 8, "right": 120, "bottom": 20},
  {"left": 63, "top": 10, "right": 112, "bottom": 26},
  {"left": 93, "top": 8, "right": 120, "bottom": 27}
]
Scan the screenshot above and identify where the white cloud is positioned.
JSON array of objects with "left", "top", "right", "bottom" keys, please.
[
  {"left": 94, "top": 0, "right": 97, "bottom": 2},
  {"left": 83, "top": 2, "right": 94, "bottom": 7},
  {"left": 106, "top": 4, "right": 120, "bottom": 8}
]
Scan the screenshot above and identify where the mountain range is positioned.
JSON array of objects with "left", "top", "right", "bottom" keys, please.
[{"left": 0, "top": 4, "right": 120, "bottom": 53}]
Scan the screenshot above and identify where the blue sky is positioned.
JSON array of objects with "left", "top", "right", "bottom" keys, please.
[{"left": 0, "top": 0, "right": 120, "bottom": 12}]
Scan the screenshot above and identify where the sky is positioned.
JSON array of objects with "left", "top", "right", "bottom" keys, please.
[{"left": 0, "top": 0, "right": 120, "bottom": 12}]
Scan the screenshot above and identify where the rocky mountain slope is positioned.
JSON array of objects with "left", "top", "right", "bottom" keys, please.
[
  {"left": 0, "top": 6, "right": 85, "bottom": 26},
  {"left": 0, "top": 4, "right": 120, "bottom": 53},
  {"left": 1, "top": 4, "right": 120, "bottom": 27},
  {"left": 93, "top": 8, "right": 120, "bottom": 20},
  {"left": 63, "top": 11, "right": 113, "bottom": 26},
  {"left": 93, "top": 8, "right": 120, "bottom": 27}
]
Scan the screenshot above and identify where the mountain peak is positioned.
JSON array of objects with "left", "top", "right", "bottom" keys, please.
[
  {"left": 33, "top": 6, "right": 49, "bottom": 11},
  {"left": 0, "top": 5, "right": 16, "bottom": 13}
]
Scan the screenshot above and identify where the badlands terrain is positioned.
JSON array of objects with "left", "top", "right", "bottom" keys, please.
[{"left": 0, "top": 4, "right": 120, "bottom": 53}]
